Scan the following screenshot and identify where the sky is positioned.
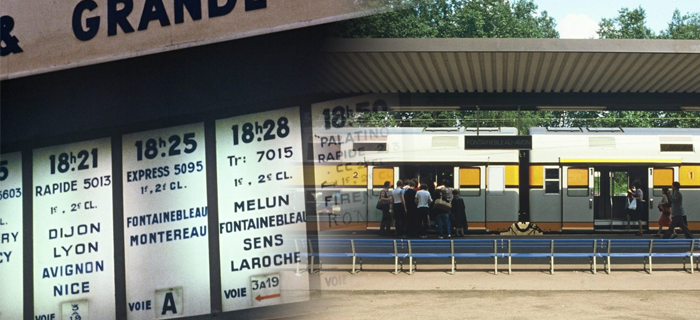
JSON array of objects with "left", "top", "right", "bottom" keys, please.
[{"left": 532, "top": 0, "right": 700, "bottom": 38}]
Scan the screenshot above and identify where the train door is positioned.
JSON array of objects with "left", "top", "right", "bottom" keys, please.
[
  {"left": 458, "top": 166, "right": 486, "bottom": 231},
  {"left": 593, "top": 169, "right": 608, "bottom": 222},
  {"left": 628, "top": 167, "right": 650, "bottom": 229},
  {"left": 610, "top": 170, "right": 632, "bottom": 227},
  {"left": 593, "top": 167, "right": 649, "bottom": 230},
  {"left": 528, "top": 166, "right": 562, "bottom": 231},
  {"left": 593, "top": 168, "right": 626, "bottom": 229},
  {"left": 485, "top": 165, "right": 519, "bottom": 231},
  {"left": 417, "top": 165, "right": 435, "bottom": 186},
  {"left": 593, "top": 167, "right": 629, "bottom": 230},
  {"left": 562, "top": 167, "right": 594, "bottom": 230}
]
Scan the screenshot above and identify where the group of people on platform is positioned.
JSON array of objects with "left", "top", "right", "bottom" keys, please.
[
  {"left": 378, "top": 179, "right": 467, "bottom": 238},
  {"left": 378, "top": 178, "right": 693, "bottom": 239},
  {"left": 626, "top": 179, "right": 694, "bottom": 239},
  {"left": 653, "top": 181, "right": 694, "bottom": 239}
]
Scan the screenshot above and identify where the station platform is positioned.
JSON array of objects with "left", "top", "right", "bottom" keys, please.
[
  {"left": 311, "top": 267, "right": 700, "bottom": 292},
  {"left": 276, "top": 267, "right": 700, "bottom": 320},
  {"left": 315, "top": 228, "right": 694, "bottom": 239}
]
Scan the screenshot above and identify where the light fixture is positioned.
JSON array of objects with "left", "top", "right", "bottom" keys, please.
[
  {"left": 391, "top": 106, "right": 460, "bottom": 112},
  {"left": 681, "top": 106, "right": 700, "bottom": 111},
  {"left": 536, "top": 106, "right": 606, "bottom": 111}
]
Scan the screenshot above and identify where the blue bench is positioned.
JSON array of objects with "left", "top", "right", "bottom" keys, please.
[
  {"left": 453, "top": 239, "right": 501, "bottom": 275},
  {"left": 305, "top": 238, "right": 354, "bottom": 273},
  {"left": 303, "top": 239, "right": 404, "bottom": 274},
  {"left": 303, "top": 238, "right": 700, "bottom": 275},
  {"left": 500, "top": 239, "right": 611, "bottom": 275},
  {"left": 506, "top": 239, "right": 554, "bottom": 274},
  {"left": 406, "top": 239, "right": 453, "bottom": 274},
  {"left": 352, "top": 239, "right": 405, "bottom": 274},
  {"left": 647, "top": 239, "right": 698, "bottom": 274},
  {"left": 603, "top": 239, "right": 653, "bottom": 274},
  {"left": 407, "top": 239, "right": 503, "bottom": 275},
  {"left": 552, "top": 239, "right": 600, "bottom": 274}
]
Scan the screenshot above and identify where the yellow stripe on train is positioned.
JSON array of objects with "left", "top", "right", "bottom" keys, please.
[{"left": 559, "top": 158, "right": 682, "bottom": 164}]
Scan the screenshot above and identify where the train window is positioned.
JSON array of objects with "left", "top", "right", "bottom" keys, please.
[
  {"left": 594, "top": 171, "right": 601, "bottom": 197},
  {"left": 353, "top": 142, "right": 387, "bottom": 152},
  {"left": 545, "top": 181, "right": 559, "bottom": 194},
  {"left": 545, "top": 168, "right": 559, "bottom": 180},
  {"left": 372, "top": 168, "right": 394, "bottom": 188},
  {"left": 567, "top": 168, "right": 589, "bottom": 196},
  {"left": 505, "top": 165, "right": 519, "bottom": 188},
  {"left": 611, "top": 172, "right": 629, "bottom": 196},
  {"left": 653, "top": 168, "right": 673, "bottom": 187},
  {"left": 680, "top": 166, "right": 700, "bottom": 187},
  {"left": 660, "top": 144, "right": 694, "bottom": 152},
  {"left": 544, "top": 168, "right": 560, "bottom": 194},
  {"left": 459, "top": 168, "right": 481, "bottom": 196},
  {"left": 567, "top": 168, "right": 588, "bottom": 187},
  {"left": 459, "top": 168, "right": 480, "bottom": 188}
]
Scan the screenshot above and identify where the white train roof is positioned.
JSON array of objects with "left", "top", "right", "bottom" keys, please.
[
  {"left": 529, "top": 127, "right": 700, "bottom": 164},
  {"left": 317, "top": 127, "right": 518, "bottom": 135},
  {"left": 312, "top": 127, "right": 520, "bottom": 163},
  {"left": 530, "top": 127, "right": 700, "bottom": 135}
]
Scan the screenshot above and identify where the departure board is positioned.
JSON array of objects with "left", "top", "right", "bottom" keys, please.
[
  {"left": 0, "top": 152, "right": 23, "bottom": 320},
  {"left": 310, "top": 95, "right": 399, "bottom": 226},
  {"left": 122, "top": 123, "right": 210, "bottom": 319},
  {"left": 215, "top": 106, "right": 309, "bottom": 311},
  {"left": 33, "top": 138, "right": 115, "bottom": 319}
]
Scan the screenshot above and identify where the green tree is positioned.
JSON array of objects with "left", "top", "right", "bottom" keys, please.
[
  {"left": 328, "top": 0, "right": 559, "bottom": 38},
  {"left": 328, "top": 0, "right": 438, "bottom": 38},
  {"left": 659, "top": 9, "right": 700, "bottom": 39},
  {"left": 597, "top": 6, "right": 655, "bottom": 39},
  {"left": 452, "top": 0, "right": 558, "bottom": 38}
]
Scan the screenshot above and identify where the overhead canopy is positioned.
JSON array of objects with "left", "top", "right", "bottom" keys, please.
[{"left": 320, "top": 38, "right": 700, "bottom": 109}]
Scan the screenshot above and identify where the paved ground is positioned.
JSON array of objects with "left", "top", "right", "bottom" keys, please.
[
  {"left": 260, "top": 268, "right": 700, "bottom": 320},
  {"left": 311, "top": 267, "right": 700, "bottom": 291},
  {"left": 288, "top": 290, "right": 700, "bottom": 320},
  {"left": 243, "top": 231, "right": 700, "bottom": 320}
]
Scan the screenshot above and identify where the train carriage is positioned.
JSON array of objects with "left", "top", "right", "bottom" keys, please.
[
  {"left": 528, "top": 127, "right": 700, "bottom": 232},
  {"left": 314, "top": 127, "right": 521, "bottom": 232},
  {"left": 315, "top": 126, "right": 700, "bottom": 234}
]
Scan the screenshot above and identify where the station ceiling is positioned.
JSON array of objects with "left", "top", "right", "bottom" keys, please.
[{"left": 320, "top": 38, "right": 700, "bottom": 110}]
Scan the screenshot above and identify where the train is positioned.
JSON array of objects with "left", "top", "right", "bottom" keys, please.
[{"left": 313, "top": 126, "right": 700, "bottom": 233}]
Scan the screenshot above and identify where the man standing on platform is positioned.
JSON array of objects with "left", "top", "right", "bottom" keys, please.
[
  {"left": 663, "top": 181, "right": 694, "bottom": 239},
  {"left": 415, "top": 184, "right": 433, "bottom": 238},
  {"left": 378, "top": 181, "right": 393, "bottom": 236},
  {"left": 404, "top": 180, "right": 418, "bottom": 237},
  {"left": 392, "top": 180, "right": 407, "bottom": 238}
]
